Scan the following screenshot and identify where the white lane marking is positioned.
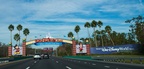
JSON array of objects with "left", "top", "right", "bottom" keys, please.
[
  {"left": 26, "top": 66, "right": 30, "bottom": 69},
  {"left": 34, "top": 61, "right": 37, "bottom": 63},
  {"left": 92, "top": 63, "right": 96, "bottom": 65},
  {"left": 116, "top": 68, "right": 118, "bottom": 69},
  {"left": 66, "top": 66, "right": 72, "bottom": 69},
  {"left": 56, "top": 61, "right": 59, "bottom": 63},
  {"left": 104, "top": 66, "right": 110, "bottom": 68}
]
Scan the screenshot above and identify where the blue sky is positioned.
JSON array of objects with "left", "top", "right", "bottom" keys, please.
[{"left": 0, "top": 0, "right": 144, "bottom": 48}]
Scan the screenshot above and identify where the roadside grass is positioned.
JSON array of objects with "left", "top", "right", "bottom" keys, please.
[
  {"left": 90, "top": 54, "right": 144, "bottom": 57},
  {"left": 124, "top": 60, "right": 144, "bottom": 64},
  {"left": 91, "top": 54, "right": 144, "bottom": 64}
]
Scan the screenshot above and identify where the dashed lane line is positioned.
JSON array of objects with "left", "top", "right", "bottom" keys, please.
[
  {"left": 34, "top": 61, "right": 37, "bottom": 63},
  {"left": 66, "top": 66, "right": 72, "bottom": 69},
  {"left": 26, "top": 66, "right": 30, "bottom": 69},
  {"left": 104, "top": 66, "right": 110, "bottom": 68},
  {"left": 56, "top": 61, "right": 59, "bottom": 63},
  {"left": 84, "top": 62, "right": 87, "bottom": 64},
  {"left": 92, "top": 63, "right": 96, "bottom": 65}
]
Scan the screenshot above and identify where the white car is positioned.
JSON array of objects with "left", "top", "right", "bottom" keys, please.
[{"left": 33, "top": 54, "right": 41, "bottom": 60}]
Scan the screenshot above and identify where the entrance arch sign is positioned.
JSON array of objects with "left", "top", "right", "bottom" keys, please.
[
  {"left": 8, "top": 38, "right": 90, "bottom": 56},
  {"left": 26, "top": 38, "right": 72, "bottom": 45}
]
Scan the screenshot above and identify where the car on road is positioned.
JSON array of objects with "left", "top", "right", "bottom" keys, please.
[{"left": 33, "top": 54, "right": 41, "bottom": 60}]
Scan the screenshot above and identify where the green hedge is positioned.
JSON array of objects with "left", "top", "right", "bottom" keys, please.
[
  {"left": 63, "top": 56, "right": 91, "bottom": 60},
  {"left": 9, "top": 56, "right": 33, "bottom": 61}
]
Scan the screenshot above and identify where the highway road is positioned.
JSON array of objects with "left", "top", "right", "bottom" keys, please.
[{"left": 0, "top": 56, "right": 144, "bottom": 69}]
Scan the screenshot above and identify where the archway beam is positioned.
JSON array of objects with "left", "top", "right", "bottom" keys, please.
[{"left": 26, "top": 38, "right": 72, "bottom": 45}]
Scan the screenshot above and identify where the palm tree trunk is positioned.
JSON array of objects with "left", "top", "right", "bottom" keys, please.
[
  {"left": 104, "top": 36, "right": 107, "bottom": 46},
  {"left": 16, "top": 41, "right": 18, "bottom": 45},
  {"left": 87, "top": 28, "right": 91, "bottom": 47},
  {"left": 108, "top": 33, "right": 115, "bottom": 46},
  {"left": 77, "top": 33, "right": 79, "bottom": 42},
  {"left": 93, "top": 28, "right": 98, "bottom": 47},
  {"left": 26, "top": 36, "right": 27, "bottom": 41},
  {"left": 19, "top": 31, "right": 20, "bottom": 46},
  {"left": 99, "top": 28, "right": 104, "bottom": 46},
  {"left": 101, "top": 35, "right": 104, "bottom": 46},
  {"left": 10, "top": 31, "right": 12, "bottom": 46}
]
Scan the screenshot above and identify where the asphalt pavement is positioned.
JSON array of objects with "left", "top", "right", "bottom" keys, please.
[{"left": 0, "top": 56, "right": 144, "bottom": 69}]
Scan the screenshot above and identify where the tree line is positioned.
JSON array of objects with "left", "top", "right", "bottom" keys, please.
[
  {"left": 0, "top": 42, "right": 8, "bottom": 57},
  {"left": 57, "top": 15, "right": 144, "bottom": 56},
  {"left": 68, "top": 15, "right": 144, "bottom": 47}
]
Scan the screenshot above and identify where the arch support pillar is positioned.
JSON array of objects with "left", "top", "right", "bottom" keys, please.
[
  {"left": 22, "top": 42, "right": 26, "bottom": 56},
  {"left": 8, "top": 46, "right": 12, "bottom": 56},
  {"left": 72, "top": 40, "right": 76, "bottom": 56},
  {"left": 86, "top": 44, "right": 90, "bottom": 55}
]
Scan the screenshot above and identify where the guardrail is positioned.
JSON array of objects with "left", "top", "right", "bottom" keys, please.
[
  {"left": 0, "top": 58, "right": 14, "bottom": 64},
  {"left": 0, "top": 56, "right": 32, "bottom": 64},
  {"left": 91, "top": 56, "right": 144, "bottom": 64}
]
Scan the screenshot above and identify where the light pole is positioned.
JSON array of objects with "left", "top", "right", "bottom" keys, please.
[
  {"left": 35, "top": 48, "right": 37, "bottom": 54},
  {"left": 56, "top": 48, "right": 58, "bottom": 57}
]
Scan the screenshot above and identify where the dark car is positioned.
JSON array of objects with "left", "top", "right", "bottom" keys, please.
[{"left": 43, "top": 54, "right": 49, "bottom": 59}]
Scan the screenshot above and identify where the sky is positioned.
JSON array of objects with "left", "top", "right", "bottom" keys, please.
[{"left": 0, "top": 0, "right": 144, "bottom": 48}]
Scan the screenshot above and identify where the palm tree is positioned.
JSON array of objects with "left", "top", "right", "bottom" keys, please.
[
  {"left": 68, "top": 32, "right": 74, "bottom": 40},
  {"left": 8, "top": 24, "right": 14, "bottom": 46},
  {"left": 101, "top": 30, "right": 106, "bottom": 46},
  {"left": 105, "top": 25, "right": 115, "bottom": 46},
  {"left": 98, "top": 21, "right": 104, "bottom": 46},
  {"left": 84, "top": 22, "right": 91, "bottom": 46},
  {"left": 85, "top": 38, "right": 89, "bottom": 43},
  {"left": 91, "top": 20, "right": 98, "bottom": 47},
  {"left": 14, "top": 33, "right": 20, "bottom": 45},
  {"left": 95, "top": 30, "right": 100, "bottom": 46},
  {"left": 80, "top": 38, "right": 85, "bottom": 43},
  {"left": 17, "top": 24, "right": 23, "bottom": 46},
  {"left": 111, "top": 31, "right": 117, "bottom": 45},
  {"left": 23, "top": 28, "right": 30, "bottom": 41},
  {"left": 74, "top": 25, "right": 80, "bottom": 42}
]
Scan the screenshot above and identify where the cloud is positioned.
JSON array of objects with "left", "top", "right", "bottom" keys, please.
[
  {"left": 0, "top": 0, "right": 107, "bottom": 23},
  {"left": 98, "top": 1, "right": 144, "bottom": 17},
  {"left": 0, "top": 0, "right": 144, "bottom": 44}
]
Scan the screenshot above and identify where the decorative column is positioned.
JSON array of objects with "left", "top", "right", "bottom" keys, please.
[
  {"left": 72, "top": 40, "right": 76, "bottom": 56},
  {"left": 8, "top": 43, "right": 12, "bottom": 56},
  {"left": 86, "top": 44, "right": 90, "bottom": 55},
  {"left": 22, "top": 39, "right": 26, "bottom": 56}
]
